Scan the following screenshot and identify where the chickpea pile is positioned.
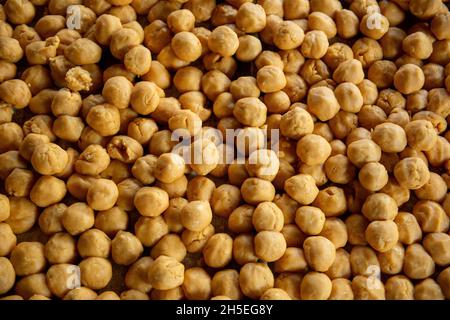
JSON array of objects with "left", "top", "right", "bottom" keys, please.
[{"left": 0, "top": 0, "right": 449, "bottom": 301}]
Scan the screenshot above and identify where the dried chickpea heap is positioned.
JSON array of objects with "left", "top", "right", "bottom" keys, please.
[{"left": 0, "top": 0, "right": 449, "bottom": 301}]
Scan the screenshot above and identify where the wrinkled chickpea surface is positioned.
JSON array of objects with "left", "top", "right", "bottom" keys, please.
[{"left": 0, "top": 0, "right": 449, "bottom": 301}]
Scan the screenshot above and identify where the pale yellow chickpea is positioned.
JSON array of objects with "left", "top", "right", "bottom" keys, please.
[
  {"left": 161, "top": 198, "right": 186, "bottom": 234},
  {"left": 124, "top": 45, "right": 152, "bottom": 76},
  {"left": 260, "top": 288, "right": 291, "bottom": 300},
  {"left": 362, "top": 193, "right": 398, "bottom": 221},
  {"left": 296, "top": 134, "right": 331, "bottom": 166},
  {"left": 352, "top": 37, "right": 383, "bottom": 68},
  {"left": 413, "top": 200, "right": 449, "bottom": 233},
  {"left": 229, "top": 76, "right": 259, "bottom": 100},
  {"left": 319, "top": 218, "right": 348, "bottom": 249},
  {"left": 211, "top": 269, "right": 242, "bottom": 300},
  {"left": 301, "top": 272, "right": 332, "bottom": 300},
  {"left": 377, "top": 242, "right": 405, "bottom": 275},
  {"left": 250, "top": 201, "right": 283, "bottom": 232},
  {"left": 365, "top": 220, "right": 399, "bottom": 252},
  {"left": 394, "top": 157, "right": 430, "bottom": 190},
  {"left": 301, "top": 30, "right": 329, "bottom": 59},
  {"left": 423, "top": 233, "right": 450, "bottom": 266},
  {"left": 30, "top": 143, "right": 68, "bottom": 176},
  {"left": 37, "top": 203, "right": 66, "bottom": 236},
  {"left": 167, "top": 9, "right": 195, "bottom": 33},
  {"left": 153, "top": 153, "right": 185, "bottom": 185},
  {"left": 256, "top": 65, "right": 286, "bottom": 93},
  {"left": 393, "top": 64, "right": 425, "bottom": 95},
  {"left": 125, "top": 256, "right": 153, "bottom": 293},
  {"left": 280, "top": 107, "right": 314, "bottom": 139},
  {"left": 127, "top": 118, "right": 158, "bottom": 145},
  {"left": 358, "top": 162, "right": 389, "bottom": 192},
  {"left": 358, "top": 104, "right": 387, "bottom": 129},
  {"left": 77, "top": 229, "right": 111, "bottom": 259},
  {"left": 236, "top": 35, "right": 262, "bottom": 62},
  {"left": 324, "top": 154, "right": 356, "bottom": 184},
  {"left": 62, "top": 202, "right": 95, "bottom": 236},
  {"left": 134, "top": 187, "right": 169, "bottom": 217},
  {"left": 151, "top": 234, "right": 186, "bottom": 262},
  {"left": 404, "top": 244, "right": 435, "bottom": 280},
  {"left": 329, "top": 278, "right": 354, "bottom": 300},
  {"left": 232, "top": 97, "right": 267, "bottom": 127},
  {"left": 171, "top": 31, "right": 202, "bottom": 63},
  {"left": 394, "top": 211, "right": 422, "bottom": 245},
  {"left": 235, "top": 2, "right": 266, "bottom": 33},
  {"left": 402, "top": 32, "right": 433, "bottom": 60},
  {"left": 10, "top": 242, "right": 46, "bottom": 276},
  {"left": 233, "top": 234, "right": 258, "bottom": 266},
  {"left": 79, "top": 257, "right": 112, "bottom": 290},
  {"left": 208, "top": 184, "right": 240, "bottom": 218},
  {"left": 109, "top": 28, "right": 141, "bottom": 60},
  {"left": 143, "top": 19, "right": 171, "bottom": 54},
  {"left": 182, "top": 267, "right": 212, "bottom": 300},
  {"left": 14, "top": 273, "right": 51, "bottom": 300},
  {"left": 274, "top": 273, "right": 302, "bottom": 300},
  {"left": 86, "top": 178, "right": 118, "bottom": 211},
  {"left": 201, "top": 69, "right": 231, "bottom": 101},
  {"left": 207, "top": 25, "right": 239, "bottom": 57},
  {"left": 349, "top": 245, "right": 379, "bottom": 277},
  {"left": 325, "top": 247, "right": 351, "bottom": 279},
  {"left": 227, "top": 205, "right": 253, "bottom": 234},
  {"left": 239, "top": 262, "right": 274, "bottom": 299},
  {"left": 334, "top": 82, "right": 363, "bottom": 113},
  {"left": 313, "top": 186, "right": 347, "bottom": 217},
  {"left": 415, "top": 173, "right": 447, "bottom": 202},
  {"left": 333, "top": 60, "right": 365, "bottom": 86},
  {"left": 182, "top": 223, "right": 215, "bottom": 253},
  {"left": 295, "top": 206, "right": 325, "bottom": 236},
  {"left": 173, "top": 67, "right": 202, "bottom": 94},
  {"left": 367, "top": 60, "right": 397, "bottom": 89},
  {"left": 147, "top": 255, "right": 184, "bottom": 290},
  {"left": 347, "top": 139, "right": 382, "bottom": 168},
  {"left": 438, "top": 268, "right": 450, "bottom": 299},
  {"left": 0, "top": 222, "right": 16, "bottom": 257},
  {"left": 323, "top": 43, "right": 353, "bottom": 72},
  {"left": 335, "top": 9, "right": 359, "bottom": 39},
  {"left": 111, "top": 231, "right": 143, "bottom": 266},
  {"left": 180, "top": 200, "right": 212, "bottom": 232},
  {"left": 86, "top": 103, "right": 121, "bottom": 137},
  {"left": 383, "top": 275, "right": 413, "bottom": 300},
  {"left": 274, "top": 246, "right": 308, "bottom": 273},
  {"left": 94, "top": 14, "right": 122, "bottom": 45},
  {"left": 134, "top": 215, "right": 168, "bottom": 247},
  {"left": 308, "top": 11, "right": 336, "bottom": 37},
  {"left": 254, "top": 230, "right": 287, "bottom": 262},
  {"left": 0, "top": 79, "right": 31, "bottom": 109},
  {"left": 307, "top": 86, "right": 341, "bottom": 121},
  {"left": 284, "top": 174, "right": 319, "bottom": 205},
  {"left": 303, "top": 236, "right": 336, "bottom": 272},
  {"left": 30, "top": 175, "right": 66, "bottom": 208},
  {"left": 273, "top": 21, "right": 305, "bottom": 50},
  {"left": 415, "top": 278, "right": 445, "bottom": 300}
]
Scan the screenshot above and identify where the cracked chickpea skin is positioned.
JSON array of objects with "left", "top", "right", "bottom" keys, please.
[{"left": 0, "top": 0, "right": 449, "bottom": 302}]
